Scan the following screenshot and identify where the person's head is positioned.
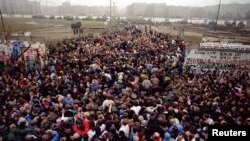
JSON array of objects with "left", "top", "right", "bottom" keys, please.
[
  {"left": 193, "top": 133, "right": 201, "bottom": 141},
  {"left": 67, "top": 94, "right": 71, "bottom": 99},
  {"left": 119, "top": 131, "right": 126, "bottom": 137},
  {"left": 0, "top": 124, "right": 6, "bottom": 134},
  {"left": 83, "top": 112, "right": 90, "bottom": 119},
  {"left": 134, "top": 136, "right": 140, "bottom": 141},
  {"left": 42, "top": 134, "right": 49, "bottom": 141},
  {"left": 24, "top": 134, "right": 37, "bottom": 141},
  {"left": 153, "top": 132, "right": 162, "bottom": 141},
  {"left": 121, "top": 119, "right": 128, "bottom": 126},
  {"left": 164, "top": 132, "right": 171, "bottom": 141},
  {"left": 70, "top": 133, "right": 81, "bottom": 141},
  {"left": 60, "top": 137, "right": 67, "bottom": 141},
  {"left": 246, "top": 118, "right": 250, "bottom": 125},
  {"left": 177, "top": 133, "right": 186, "bottom": 141}
]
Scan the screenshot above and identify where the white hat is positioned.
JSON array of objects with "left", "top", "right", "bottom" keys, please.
[
  {"left": 18, "top": 117, "right": 28, "bottom": 126},
  {"left": 141, "top": 120, "right": 148, "bottom": 127},
  {"left": 174, "top": 108, "right": 179, "bottom": 113},
  {"left": 153, "top": 132, "right": 160, "bottom": 137}
]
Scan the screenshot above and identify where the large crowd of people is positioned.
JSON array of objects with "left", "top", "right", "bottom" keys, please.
[{"left": 0, "top": 25, "right": 249, "bottom": 141}]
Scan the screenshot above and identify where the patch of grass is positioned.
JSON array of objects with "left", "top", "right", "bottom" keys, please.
[
  {"left": 0, "top": 18, "right": 48, "bottom": 33},
  {"left": 0, "top": 18, "right": 104, "bottom": 33}
]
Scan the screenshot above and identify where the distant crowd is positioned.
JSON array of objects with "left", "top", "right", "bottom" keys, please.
[{"left": 0, "top": 25, "right": 249, "bottom": 141}]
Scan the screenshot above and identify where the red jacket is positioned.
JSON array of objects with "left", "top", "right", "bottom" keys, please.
[
  {"left": 72, "top": 119, "right": 90, "bottom": 136},
  {"left": 154, "top": 137, "right": 163, "bottom": 141}
]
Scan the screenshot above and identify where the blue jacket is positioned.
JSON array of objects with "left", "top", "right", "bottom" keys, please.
[{"left": 51, "top": 131, "right": 59, "bottom": 141}]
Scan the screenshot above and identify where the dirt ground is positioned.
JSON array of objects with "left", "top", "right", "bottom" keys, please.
[
  {"left": 0, "top": 18, "right": 105, "bottom": 41},
  {"left": 156, "top": 26, "right": 203, "bottom": 45},
  {"left": 156, "top": 24, "right": 250, "bottom": 45},
  {"left": 1, "top": 18, "right": 249, "bottom": 45},
  {"left": 31, "top": 24, "right": 248, "bottom": 46},
  {"left": 31, "top": 25, "right": 105, "bottom": 42}
]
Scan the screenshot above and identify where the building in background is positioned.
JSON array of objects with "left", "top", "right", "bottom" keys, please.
[
  {"left": 127, "top": 3, "right": 166, "bottom": 18},
  {"left": 126, "top": 3, "right": 250, "bottom": 19},
  {"left": 58, "top": 1, "right": 71, "bottom": 16},
  {"left": 41, "top": 6, "right": 58, "bottom": 16},
  {"left": 0, "top": 0, "right": 41, "bottom": 16},
  {"left": 57, "top": 1, "right": 109, "bottom": 16},
  {"left": 127, "top": 3, "right": 147, "bottom": 17},
  {"left": 153, "top": 3, "right": 166, "bottom": 17},
  {"left": 0, "top": 0, "right": 249, "bottom": 20}
]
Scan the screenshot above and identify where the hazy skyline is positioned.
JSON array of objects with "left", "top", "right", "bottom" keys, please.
[{"left": 44, "top": 0, "right": 250, "bottom": 7}]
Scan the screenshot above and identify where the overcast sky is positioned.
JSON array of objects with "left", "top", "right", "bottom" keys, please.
[{"left": 45, "top": 0, "right": 250, "bottom": 7}]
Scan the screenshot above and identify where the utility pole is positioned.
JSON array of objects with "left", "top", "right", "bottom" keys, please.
[
  {"left": 35, "top": 0, "right": 40, "bottom": 15},
  {"left": 44, "top": 0, "right": 51, "bottom": 15},
  {"left": 88, "top": 7, "right": 90, "bottom": 16},
  {"left": 215, "top": 0, "right": 221, "bottom": 31},
  {"left": 153, "top": 5, "right": 155, "bottom": 24},
  {"left": 110, "top": 0, "right": 112, "bottom": 22},
  {"left": 113, "top": 1, "right": 115, "bottom": 20},
  {"left": 20, "top": 2, "right": 24, "bottom": 18},
  {"left": 0, "top": 9, "right": 7, "bottom": 41},
  {"left": 45, "top": 0, "right": 49, "bottom": 7}
]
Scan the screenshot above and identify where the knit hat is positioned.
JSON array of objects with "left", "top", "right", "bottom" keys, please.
[
  {"left": 164, "top": 132, "right": 171, "bottom": 141},
  {"left": 0, "top": 124, "right": 5, "bottom": 130},
  {"left": 153, "top": 132, "right": 160, "bottom": 137},
  {"left": 141, "top": 120, "right": 148, "bottom": 127},
  {"left": 119, "top": 109, "right": 125, "bottom": 117}
]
